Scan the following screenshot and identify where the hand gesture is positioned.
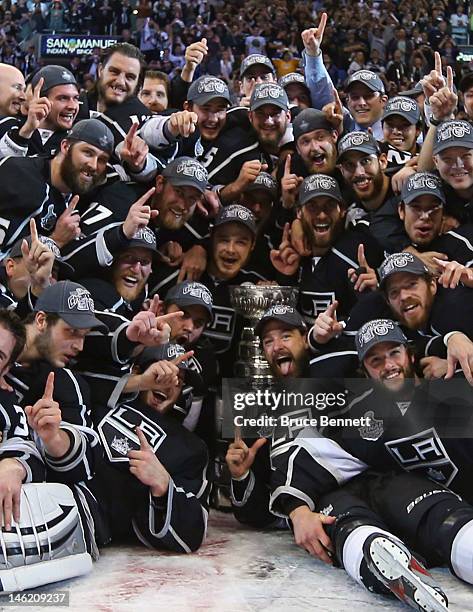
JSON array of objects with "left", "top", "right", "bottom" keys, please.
[
  {"left": 281, "top": 154, "right": 303, "bottom": 209},
  {"left": 301, "top": 12, "right": 327, "bottom": 57},
  {"left": 429, "top": 63, "right": 457, "bottom": 122},
  {"left": 196, "top": 189, "right": 221, "bottom": 218},
  {"left": 49, "top": 195, "right": 81, "bottom": 248},
  {"left": 313, "top": 300, "right": 344, "bottom": 344},
  {"left": 290, "top": 505, "right": 336, "bottom": 565},
  {"left": 421, "top": 51, "right": 446, "bottom": 100},
  {"left": 122, "top": 187, "right": 157, "bottom": 238},
  {"left": 409, "top": 249, "right": 447, "bottom": 276},
  {"left": 184, "top": 38, "right": 208, "bottom": 70},
  {"left": 121, "top": 123, "right": 149, "bottom": 173},
  {"left": 445, "top": 332, "right": 473, "bottom": 385},
  {"left": 436, "top": 259, "right": 473, "bottom": 289},
  {"left": 158, "top": 241, "right": 183, "bottom": 267},
  {"left": 235, "top": 160, "right": 268, "bottom": 192},
  {"left": 20, "top": 78, "right": 52, "bottom": 139},
  {"left": 347, "top": 244, "right": 378, "bottom": 292},
  {"left": 126, "top": 297, "right": 183, "bottom": 346},
  {"left": 177, "top": 244, "right": 207, "bottom": 282},
  {"left": 24, "top": 372, "right": 61, "bottom": 447},
  {"left": 167, "top": 110, "right": 198, "bottom": 138},
  {"left": 290, "top": 218, "right": 311, "bottom": 257},
  {"left": 420, "top": 356, "right": 448, "bottom": 380},
  {"left": 129, "top": 428, "right": 170, "bottom": 497},
  {"left": 225, "top": 436, "right": 267, "bottom": 479},
  {"left": 270, "top": 223, "right": 301, "bottom": 276},
  {"left": 0, "top": 458, "right": 25, "bottom": 531},
  {"left": 321, "top": 87, "right": 343, "bottom": 134},
  {"left": 21, "top": 218, "right": 55, "bottom": 290}
]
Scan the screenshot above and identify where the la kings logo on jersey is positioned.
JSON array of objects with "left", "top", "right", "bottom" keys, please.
[
  {"left": 385, "top": 427, "right": 458, "bottom": 487},
  {"left": 203, "top": 304, "right": 236, "bottom": 353},
  {"left": 300, "top": 290, "right": 335, "bottom": 322},
  {"left": 98, "top": 405, "right": 167, "bottom": 464}
]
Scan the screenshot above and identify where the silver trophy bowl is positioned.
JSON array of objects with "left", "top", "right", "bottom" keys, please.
[{"left": 229, "top": 284, "right": 299, "bottom": 380}]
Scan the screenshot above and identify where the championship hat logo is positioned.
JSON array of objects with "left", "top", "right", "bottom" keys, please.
[
  {"left": 133, "top": 227, "right": 156, "bottom": 245},
  {"left": 267, "top": 304, "right": 294, "bottom": 316},
  {"left": 255, "top": 84, "right": 284, "bottom": 99},
  {"left": 176, "top": 159, "right": 208, "bottom": 183},
  {"left": 358, "top": 319, "right": 396, "bottom": 346},
  {"left": 437, "top": 121, "right": 472, "bottom": 141},
  {"left": 255, "top": 174, "right": 276, "bottom": 189},
  {"left": 197, "top": 77, "right": 226, "bottom": 94},
  {"left": 305, "top": 175, "right": 337, "bottom": 192},
  {"left": 67, "top": 287, "right": 95, "bottom": 312},
  {"left": 224, "top": 204, "right": 253, "bottom": 221},
  {"left": 407, "top": 173, "right": 441, "bottom": 191},
  {"left": 353, "top": 70, "right": 377, "bottom": 81},
  {"left": 380, "top": 252, "right": 415, "bottom": 275},
  {"left": 386, "top": 97, "right": 417, "bottom": 112},
  {"left": 339, "top": 132, "right": 369, "bottom": 152},
  {"left": 247, "top": 55, "right": 268, "bottom": 66},
  {"left": 167, "top": 343, "right": 186, "bottom": 359},
  {"left": 182, "top": 282, "right": 213, "bottom": 305},
  {"left": 39, "top": 236, "right": 61, "bottom": 257},
  {"left": 358, "top": 410, "right": 384, "bottom": 441}
]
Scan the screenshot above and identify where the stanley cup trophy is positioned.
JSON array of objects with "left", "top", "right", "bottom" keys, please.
[{"left": 229, "top": 284, "right": 299, "bottom": 383}]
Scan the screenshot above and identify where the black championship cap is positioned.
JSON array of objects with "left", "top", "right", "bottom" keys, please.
[
  {"left": 433, "top": 120, "right": 473, "bottom": 155},
  {"left": 187, "top": 75, "right": 231, "bottom": 105},
  {"left": 164, "top": 281, "right": 213, "bottom": 321},
  {"left": 279, "top": 72, "right": 310, "bottom": 91},
  {"left": 213, "top": 204, "right": 257, "bottom": 236},
  {"left": 401, "top": 172, "right": 446, "bottom": 205},
  {"left": 31, "top": 65, "right": 78, "bottom": 96},
  {"left": 293, "top": 108, "right": 334, "bottom": 142},
  {"left": 356, "top": 318, "right": 408, "bottom": 361},
  {"left": 337, "top": 131, "right": 380, "bottom": 161},
  {"left": 136, "top": 343, "right": 203, "bottom": 390},
  {"left": 240, "top": 54, "right": 275, "bottom": 78},
  {"left": 249, "top": 83, "right": 289, "bottom": 112},
  {"left": 67, "top": 119, "right": 114, "bottom": 156},
  {"left": 255, "top": 304, "right": 307, "bottom": 337},
  {"left": 298, "top": 174, "right": 343, "bottom": 207},
  {"left": 34, "top": 280, "right": 108, "bottom": 333},
  {"left": 460, "top": 72, "right": 473, "bottom": 93},
  {"left": 127, "top": 227, "right": 158, "bottom": 253},
  {"left": 346, "top": 70, "right": 385, "bottom": 94},
  {"left": 243, "top": 172, "right": 277, "bottom": 200},
  {"left": 378, "top": 252, "right": 429, "bottom": 289},
  {"left": 8, "top": 235, "right": 74, "bottom": 279},
  {"left": 382, "top": 96, "right": 421, "bottom": 125},
  {"left": 162, "top": 157, "right": 209, "bottom": 193}
]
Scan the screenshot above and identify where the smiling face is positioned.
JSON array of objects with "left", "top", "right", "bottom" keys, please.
[
  {"left": 60, "top": 141, "right": 109, "bottom": 194},
  {"left": 241, "top": 67, "right": 275, "bottom": 98},
  {"left": 0, "top": 65, "right": 25, "bottom": 117},
  {"left": 98, "top": 52, "right": 141, "bottom": 106},
  {"left": 249, "top": 104, "right": 289, "bottom": 150},
  {"left": 347, "top": 83, "right": 386, "bottom": 127},
  {"left": 285, "top": 83, "right": 311, "bottom": 109},
  {"left": 385, "top": 272, "right": 437, "bottom": 330},
  {"left": 153, "top": 177, "right": 202, "bottom": 230},
  {"left": 210, "top": 223, "right": 254, "bottom": 280},
  {"left": 434, "top": 146, "right": 473, "bottom": 194},
  {"left": 188, "top": 99, "right": 228, "bottom": 141},
  {"left": 261, "top": 321, "right": 308, "bottom": 377},
  {"left": 43, "top": 84, "right": 80, "bottom": 131},
  {"left": 296, "top": 128, "right": 338, "bottom": 174},
  {"left": 297, "top": 195, "right": 345, "bottom": 253},
  {"left": 339, "top": 151, "right": 387, "bottom": 202},
  {"left": 383, "top": 116, "right": 419, "bottom": 153},
  {"left": 363, "top": 341, "right": 415, "bottom": 392},
  {"left": 399, "top": 195, "right": 443, "bottom": 247},
  {"left": 111, "top": 247, "right": 152, "bottom": 302},
  {"left": 139, "top": 76, "right": 169, "bottom": 112},
  {"left": 239, "top": 189, "right": 273, "bottom": 227}
]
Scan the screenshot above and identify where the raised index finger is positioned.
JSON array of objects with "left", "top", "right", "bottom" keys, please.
[
  {"left": 43, "top": 371, "right": 55, "bottom": 400},
  {"left": 326, "top": 300, "right": 339, "bottom": 317},
  {"left": 332, "top": 86, "right": 343, "bottom": 113},
  {"left": 29, "top": 218, "right": 38, "bottom": 243},
  {"left": 134, "top": 186, "right": 156, "bottom": 208},
  {"left": 126, "top": 122, "right": 139, "bottom": 145},
  {"left": 68, "top": 194, "right": 80, "bottom": 211},
  {"left": 446, "top": 65, "right": 454, "bottom": 92},
  {"left": 136, "top": 426, "right": 152, "bottom": 449},
  {"left": 434, "top": 51, "right": 442, "bottom": 76},
  {"left": 157, "top": 310, "right": 184, "bottom": 325},
  {"left": 357, "top": 243, "right": 367, "bottom": 266},
  {"left": 173, "top": 350, "right": 194, "bottom": 365},
  {"left": 33, "top": 77, "right": 44, "bottom": 99},
  {"left": 316, "top": 12, "right": 327, "bottom": 39},
  {"left": 284, "top": 154, "right": 292, "bottom": 176}
]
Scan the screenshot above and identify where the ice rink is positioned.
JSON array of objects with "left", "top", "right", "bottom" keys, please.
[{"left": 1, "top": 512, "right": 472, "bottom": 611}]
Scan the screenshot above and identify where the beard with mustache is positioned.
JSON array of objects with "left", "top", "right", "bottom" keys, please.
[{"left": 60, "top": 145, "right": 106, "bottom": 195}]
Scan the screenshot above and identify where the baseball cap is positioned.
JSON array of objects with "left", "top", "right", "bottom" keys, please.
[
  {"left": 402, "top": 81, "right": 424, "bottom": 98},
  {"left": 187, "top": 75, "right": 231, "bottom": 105},
  {"left": 460, "top": 72, "right": 473, "bottom": 93},
  {"left": 249, "top": 83, "right": 289, "bottom": 112},
  {"left": 67, "top": 119, "right": 114, "bottom": 156},
  {"left": 164, "top": 281, "right": 213, "bottom": 321},
  {"left": 279, "top": 72, "right": 310, "bottom": 92},
  {"left": 401, "top": 172, "right": 446, "bottom": 205},
  {"left": 382, "top": 96, "right": 421, "bottom": 125},
  {"left": 162, "top": 157, "right": 209, "bottom": 193},
  {"left": 31, "top": 65, "right": 78, "bottom": 96},
  {"left": 243, "top": 172, "right": 277, "bottom": 200},
  {"left": 240, "top": 54, "right": 275, "bottom": 78},
  {"left": 298, "top": 174, "right": 343, "bottom": 207},
  {"left": 378, "top": 253, "right": 429, "bottom": 289},
  {"left": 8, "top": 235, "right": 74, "bottom": 279},
  {"left": 346, "top": 70, "right": 385, "bottom": 94},
  {"left": 432, "top": 120, "right": 473, "bottom": 155},
  {"left": 356, "top": 318, "right": 407, "bottom": 361},
  {"left": 136, "top": 343, "right": 203, "bottom": 390},
  {"left": 255, "top": 304, "right": 307, "bottom": 338},
  {"left": 337, "top": 131, "right": 380, "bottom": 161},
  {"left": 34, "top": 280, "right": 108, "bottom": 333},
  {"left": 127, "top": 227, "right": 158, "bottom": 253},
  {"left": 292, "top": 108, "right": 334, "bottom": 142},
  {"left": 213, "top": 204, "right": 257, "bottom": 236}
]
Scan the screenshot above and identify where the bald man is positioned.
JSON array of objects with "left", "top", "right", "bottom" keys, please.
[{"left": 0, "top": 64, "right": 26, "bottom": 117}]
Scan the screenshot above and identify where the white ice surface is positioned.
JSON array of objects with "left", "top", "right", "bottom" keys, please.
[{"left": 1, "top": 511, "right": 472, "bottom": 611}]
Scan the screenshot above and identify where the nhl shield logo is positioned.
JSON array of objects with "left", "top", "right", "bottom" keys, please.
[{"left": 358, "top": 410, "right": 384, "bottom": 441}]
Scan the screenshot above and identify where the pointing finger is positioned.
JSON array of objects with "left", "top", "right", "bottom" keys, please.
[
  {"left": 357, "top": 243, "right": 367, "bottom": 267},
  {"left": 136, "top": 426, "right": 152, "bottom": 449},
  {"left": 326, "top": 300, "right": 339, "bottom": 318},
  {"left": 446, "top": 65, "right": 454, "bottom": 92},
  {"left": 43, "top": 371, "right": 55, "bottom": 400},
  {"left": 126, "top": 122, "right": 139, "bottom": 146},
  {"left": 434, "top": 51, "right": 442, "bottom": 76},
  {"left": 284, "top": 154, "right": 292, "bottom": 176},
  {"left": 68, "top": 194, "right": 80, "bottom": 212},
  {"left": 316, "top": 12, "right": 327, "bottom": 39},
  {"left": 33, "top": 77, "right": 44, "bottom": 99},
  {"left": 157, "top": 311, "right": 184, "bottom": 325},
  {"left": 29, "top": 218, "right": 39, "bottom": 243},
  {"left": 173, "top": 350, "right": 194, "bottom": 365}
]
